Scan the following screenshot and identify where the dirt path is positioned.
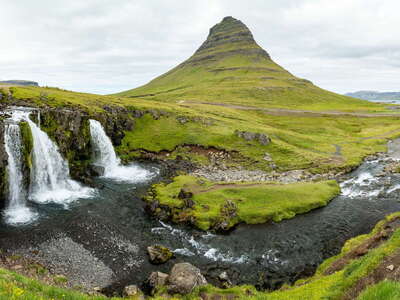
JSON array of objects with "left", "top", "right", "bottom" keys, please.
[{"left": 180, "top": 101, "right": 400, "bottom": 118}]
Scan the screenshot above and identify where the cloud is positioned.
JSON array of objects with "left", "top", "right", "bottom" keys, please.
[{"left": 0, "top": 0, "right": 399, "bottom": 94}]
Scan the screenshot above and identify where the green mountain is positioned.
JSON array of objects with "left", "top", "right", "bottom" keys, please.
[{"left": 116, "top": 16, "right": 371, "bottom": 111}]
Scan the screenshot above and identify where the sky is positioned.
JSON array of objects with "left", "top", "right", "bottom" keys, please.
[{"left": 1, "top": 0, "right": 399, "bottom": 95}]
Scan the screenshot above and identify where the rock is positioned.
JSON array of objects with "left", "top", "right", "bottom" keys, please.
[
  {"left": 178, "top": 187, "right": 193, "bottom": 199},
  {"left": 90, "top": 165, "right": 105, "bottom": 176},
  {"left": 147, "top": 245, "right": 173, "bottom": 264},
  {"left": 167, "top": 262, "right": 207, "bottom": 295},
  {"left": 123, "top": 285, "right": 144, "bottom": 299},
  {"left": 218, "top": 271, "right": 232, "bottom": 288},
  {"left": 147, "top": 271, "right": 169, "bottom": 292},
  {"left": 386, "top": 264, "right": 395, "bottom": 271},
  {"left": 257, "top": 133, "right": 271, "bottom": 145},
  {"left": 235, "top": 130, "right": 270, "bottom": 145}
]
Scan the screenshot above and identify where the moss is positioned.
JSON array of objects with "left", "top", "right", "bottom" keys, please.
[
  {"left": 19, "top": 121, "right": 33, "bottom": 170},
  {"left": 146, "top": 175, "right": 340, "bottom": 231}
]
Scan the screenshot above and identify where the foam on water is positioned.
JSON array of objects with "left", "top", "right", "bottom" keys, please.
[{"left": 89, "top": 119, "right": 157, "bottom": 183}]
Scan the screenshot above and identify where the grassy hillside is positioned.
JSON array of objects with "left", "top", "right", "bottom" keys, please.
[
  {"left": 2, "top": 85, "right": 400, "bottom": 175},
  {"left": 115, "top": 17, "right": 385, "bottom": 112}
]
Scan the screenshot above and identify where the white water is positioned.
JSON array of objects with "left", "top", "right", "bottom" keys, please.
[
  {"left": 89, "top": 119, "right": 155, "bottom": 182},
  {"left": 3, "top": 120, "right": 37, "bottom": 225},
  {"left": 25, "top": 114, "right": 93, "bottom": 205},
  {"left": 6, "top": 110, "right": 94, "bottom": 206}
]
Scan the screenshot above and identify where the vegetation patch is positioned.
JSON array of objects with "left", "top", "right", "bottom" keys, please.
[{"left": 145, "top": 175, "right": 340, "bottom": 231}]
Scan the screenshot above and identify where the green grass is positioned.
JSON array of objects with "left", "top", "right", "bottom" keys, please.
[
  {"left": 3, "top": 86, "right": 400, "bottom": 174},
  {"left": 147, "top": 175, "right": 340, "bottom": 230},
  {"left": 0, "top": 268, "right": 121, "bottom": 300},
  {"left": 357, "top": 280, "right": 400, "bottom": 300}
]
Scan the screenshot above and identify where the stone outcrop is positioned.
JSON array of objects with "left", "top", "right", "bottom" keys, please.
[
  {"left": 167, "top": 262, "right": 207, "bottom": 295},
  {"left": 235, "top": 130, "right": 270, "bottom": 145}
]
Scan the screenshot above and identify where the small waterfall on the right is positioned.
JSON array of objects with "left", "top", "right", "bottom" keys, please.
[
  {"left": 3, "top": 121, "right": 37, "bottom": 225},
  {"left": 89, "top": 119, "right": 156, "bottom": 182}
]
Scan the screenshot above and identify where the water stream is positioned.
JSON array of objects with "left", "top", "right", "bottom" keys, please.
[{"left": 1, "top": 108, "right": 400, "bottom": 292}]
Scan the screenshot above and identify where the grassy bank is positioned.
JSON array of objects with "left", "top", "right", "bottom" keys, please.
[{"left": 146, "top": 175, "right": 340, "bottom": 230}]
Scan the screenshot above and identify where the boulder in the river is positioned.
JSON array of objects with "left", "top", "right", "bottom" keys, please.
[
  {"left": 123, "top": 285, "right": 144, "bottom": 299},
  {"left": 167, "top": 262, "right": 207, "bottom": 295},
  {"left": 147, "top": 271, "right": 169, "bottom": 293},
  {"left": 147, "top": 245, "right": 174, "bottom": 264}
]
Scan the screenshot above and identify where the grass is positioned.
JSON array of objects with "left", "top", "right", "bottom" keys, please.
[
  {"left": 356, "top": 280, "right": 400, "bottom": 300},
  {"left": 147, "top": 175, "right": 340, "bottom": 230},
  {"left": 3, "top": 86, "right": 400, "bottom": 175},
  {"left": 0, "top": 268, "right": 121, "bottom": 300}
]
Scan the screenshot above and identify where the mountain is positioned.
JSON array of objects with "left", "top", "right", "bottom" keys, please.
[
  {"left": 346, "top": 90, "right": 400, "bottom": 101},
  {"left": 0, "top": 80, "right": 38, "bottom": 87},
  {"left": 115, "top": 16, "right": 369, "bottom": 111}
]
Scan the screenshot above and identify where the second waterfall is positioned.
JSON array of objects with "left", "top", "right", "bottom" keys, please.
[{"left": 89, "top": 119, "right": 156, "bottom": 182}]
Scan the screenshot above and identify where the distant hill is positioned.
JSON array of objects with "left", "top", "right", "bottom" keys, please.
[
  {"left": 346, "top": 91, "right": 400, "bottom": 101},
  {"left": 0, "top": 80, "right": 38, "bottom": 87},
  {"left": 115, "top": 16, "right": 371, "bottom": 111}
]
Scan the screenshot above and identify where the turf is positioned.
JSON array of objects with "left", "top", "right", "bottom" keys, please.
[{"left": 147, "top": 175, "right": 340, "bottom": 230}]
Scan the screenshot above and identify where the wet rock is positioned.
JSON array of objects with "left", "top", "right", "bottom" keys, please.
[
  {"left": 167, "top": 262, "right": 207, "bottom": 295},
  {"left": 90, "top": 165, "right": 105, "bottom": 176},
  {"left": 147, "top": 245, "right": 173, "bottom": 264},
  {"left": 147, "top": 271, "right": 169, "bottom": 292},
  {"left": 123, "top": 285, "right": 144, "bottom": 299}
]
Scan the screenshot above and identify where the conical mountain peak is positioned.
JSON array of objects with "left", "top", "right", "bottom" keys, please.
[{"left": 187, "top": 16, "right": 270, "bottom": 65}]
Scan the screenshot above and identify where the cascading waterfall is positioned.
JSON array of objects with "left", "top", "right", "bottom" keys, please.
[
  {"left": 89, "top": 119, "right": 156, "bottom": 182},
  {"left": 3, "top": 120, "right": 37, "bottom": 225},
  {"left": 4, "top": 109, "right": 93, "bottom": 207},
  {"left": 24, "top": 113, "right": 94, "bottom": 204}
]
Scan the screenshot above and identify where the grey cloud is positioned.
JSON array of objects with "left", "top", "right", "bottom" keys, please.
[{"left": 1, "top": 0, "right": 399, "bottom": 94}]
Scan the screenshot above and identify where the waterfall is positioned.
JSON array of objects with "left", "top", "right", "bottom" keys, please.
[
  {"left": 3, "top": 120, "right": 37, "bottom": 225},
  {"left": 4, "top": 109, "right": 93, "bottom": 206},
  {"left": 89, "top": 119, "right": 156, "bottom": 182},
  {"left": 24, "top": 114, "right": 93, "bottom": 205}
]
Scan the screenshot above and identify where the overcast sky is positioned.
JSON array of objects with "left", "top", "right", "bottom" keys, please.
[{"left": 1, "top": 0, "right": 399, "bottom": 95}]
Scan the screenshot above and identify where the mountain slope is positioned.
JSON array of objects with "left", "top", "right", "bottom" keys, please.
[{"left": 116, "top": 17, "right": 377, "bottom": 112}]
